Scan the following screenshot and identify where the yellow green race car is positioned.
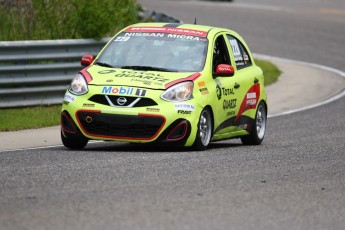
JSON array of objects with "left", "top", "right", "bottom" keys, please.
[{"left": 61, "top": 23, "right": 267, "bottom": 150}]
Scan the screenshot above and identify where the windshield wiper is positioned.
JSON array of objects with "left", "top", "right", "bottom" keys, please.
[
  {"left": 120, "top": 65, "right": 173, "bottom": 72},
  {"left": 95, "top": 62, "right": 114, "bottom": 68}
]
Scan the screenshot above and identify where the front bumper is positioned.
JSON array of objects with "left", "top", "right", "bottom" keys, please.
[
  {"left": 61, "top": 110, "right": 193, "bottom": 146},
  {"left": 61, "top": 91, "right": 200, "bottom": 146}
]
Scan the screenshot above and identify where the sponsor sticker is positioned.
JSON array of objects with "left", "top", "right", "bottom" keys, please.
[
  {"left": 216, "top": 85, "right": 222, "bottom": 100},
  {"left": 223, "top": 99, "right": 237, "bottom": 110},
  {"left": 131, "top": 78, "right": 152, "bottom": 85},
  {"left": 227, "top": 111, "right": 235, "bottom": 116},
  {"left": 83, "top": 103, "right": 95, "bottom": 108},
  {"left": 178, "top": 110, "right": 192, "bottom": 115},
  {"left": 198, "top": 81, "right": 206, "bottom": 87},
  {"left": 124, "top": 32, "right": 164, "bottom": 38},
  {"left": 112, "top": 70, "right": 169, "bottom": 83},
  {"left": 247, "top": 92, "right": 257, "bottom": 99},
  {"left": 123, "top": 32, "right": 202, "bottom": 41},
  {"left": 146, "top": 108, "right": 160, "bottom": 112},
  {"left": 125, "top": 27, "right": 208, "bottom": 37},
  {"left": 246, "top": 92, "right": 257, "bottom": 107},
  {"left": 222, "top": 87, "right": 234, "bottom": 96},
  {"left": 199, "top": 87, "right": 209, "bottom": 95},
  {"left": 64, "top": 93, "right": 75, "bottom": 103},
  {"left": 235, "top": 84, "right": 260, "bottom": 122},
  {"left": 174, "top": 103, "right": 195, "bottom": 111},
  {"left": 216, "top": 78, "right": 222, "bottom": 87},
  {"left": 101, "top": 86, "right": 147, "bottom": 97}
]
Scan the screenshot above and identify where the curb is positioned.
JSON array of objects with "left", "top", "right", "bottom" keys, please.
[{"left": 254, "top": 54, "right": 345, "bottom": 118}]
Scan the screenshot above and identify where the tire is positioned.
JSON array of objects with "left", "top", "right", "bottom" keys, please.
[
  {"left": 193, "top": 108, "right": 213, "bottom": 151},
  {"left": 61, "top": 130, "right": 88, "bottom": 150},
  {"left": 241, "top": 102, "right": 267, "bottom": 145}
]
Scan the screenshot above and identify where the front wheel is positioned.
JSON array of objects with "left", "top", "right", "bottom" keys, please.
[
  {"left": 241, "top": 102, "right": 267, "bottom": 145},
  {"left": 193, "top": 108, "right": 213, "bottom": 151},
  {"left": 61, "top": 130, "right": 88, "bottom": 150}
]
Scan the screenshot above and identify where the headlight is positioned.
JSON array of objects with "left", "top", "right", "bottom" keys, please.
[
  {"left": 161, "top": 81, "right": 194, "bottom": 102},
  {"left": 68, "top": 73, "right": 88, "bottom": 95}
]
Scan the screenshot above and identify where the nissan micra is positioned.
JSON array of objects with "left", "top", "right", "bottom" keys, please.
[{"left": 61, "top": 23, "right": 267, "bottom": 150}]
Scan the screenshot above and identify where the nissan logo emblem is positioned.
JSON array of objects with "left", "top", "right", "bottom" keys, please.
[{"left": 116, "top": 97, "right": 127, "bottom": 105}]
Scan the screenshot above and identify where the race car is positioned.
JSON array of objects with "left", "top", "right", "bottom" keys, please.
[{"left": 61, "top": 23, "right": 267, "bottom": 150}]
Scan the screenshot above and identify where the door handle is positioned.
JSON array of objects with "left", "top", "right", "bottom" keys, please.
[{"left": 234, "top": 83, "right": 240, "bottom": 89}]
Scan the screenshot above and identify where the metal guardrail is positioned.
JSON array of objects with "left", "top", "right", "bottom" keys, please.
[
  {"left": 0, "top": 38, "right": 109, "bottom": 108},
  {"left": 0, "top": 9, "right": 182, "bottom": 108}
]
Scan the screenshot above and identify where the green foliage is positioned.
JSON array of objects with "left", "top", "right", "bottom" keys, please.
[{"left": 0, "top": 0, "right": 139, "bottom": 40}]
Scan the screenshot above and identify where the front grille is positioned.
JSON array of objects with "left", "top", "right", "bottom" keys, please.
[
  {"left": 89, "top": 95, "right": 157, "bottom": 107},
  {"left": 77, "top": 111, "right": 165, "bottom": 139}
]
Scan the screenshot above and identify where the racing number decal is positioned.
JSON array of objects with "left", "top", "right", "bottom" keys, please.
[
  {"left": 114, "top": 36, "right": 130, "bottom": 42},
  {"left": 135, "top": 89, "right": 147, "bottom": 97},
  {"left": 229, "top": 39, "right": 242, "bottom": 61}
]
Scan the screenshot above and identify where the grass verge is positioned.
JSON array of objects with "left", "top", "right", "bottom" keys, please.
[
  {"left": 256, "top": 59, "right": 281, "bottom": 85},
  {"left": 0, "top": 105, "right": 61, "bottom": 131},
  {"left": 0, "top": 59, "right": 281, "bottom": 131}
]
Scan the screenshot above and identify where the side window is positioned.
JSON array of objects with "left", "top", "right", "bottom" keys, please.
[
  {"left": 226, "top": 35, "right": 252, "bottom": 69},
  {"left": 212, "top": 35, "right": 230, "bottom": 73}
]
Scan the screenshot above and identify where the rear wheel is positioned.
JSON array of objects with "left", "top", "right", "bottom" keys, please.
[
  {"left": 241, "top": 102, "right": 267, "bottom": 145},
  {"left": 193, "top": 108, "right": 213, "bottom": 151},
  {"left": 61, "top": 130, "right": 88, "bottom": 150}
]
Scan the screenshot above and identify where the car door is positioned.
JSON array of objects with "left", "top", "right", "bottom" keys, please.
[
  {"left": 225, "top": 34, "right": 261, "bottom": 131},
  {"left": 211, "top": 34, "right": 242, "bottom": 136}
]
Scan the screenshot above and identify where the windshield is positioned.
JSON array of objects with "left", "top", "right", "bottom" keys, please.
[{"left": 97, "top": 29, "right": 208, "bottom": 72}]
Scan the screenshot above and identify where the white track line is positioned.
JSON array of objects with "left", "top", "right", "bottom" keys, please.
[
  {"left": 0, "top": 141, "right": 103, "bottom": 153},
  {"left": 253, "top": 54, "right": 345, "bottom": 118}
]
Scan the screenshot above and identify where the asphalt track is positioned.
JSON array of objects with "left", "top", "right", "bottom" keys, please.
[{"left": 1, "top": 0, "right": 345, "bottom": 229}]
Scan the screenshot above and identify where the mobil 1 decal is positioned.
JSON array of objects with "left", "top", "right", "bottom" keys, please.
[{"left": 101, "top": 86, "right": 147, "bottom": 97}]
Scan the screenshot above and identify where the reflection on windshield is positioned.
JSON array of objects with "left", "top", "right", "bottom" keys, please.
[{"left": 97, "top": 32, "right": 208, "bottom": 72}]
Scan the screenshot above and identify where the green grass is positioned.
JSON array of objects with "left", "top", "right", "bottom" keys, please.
[
  {"left": 256, "top": 59, "right": 281, "bottom": 85},
  {"left": 0, "top": 105, "right": 61, "bottom": 131},
  {"left": 0, "top": 59, "right": 281, "bottom": 131}
]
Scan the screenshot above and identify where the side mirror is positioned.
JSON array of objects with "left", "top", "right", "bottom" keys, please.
[
  {"left": 81, "top": 55, "right": 94, "bottom": 67},
  {"left": 214, "top": 64, "right": 235, "bottom": 77}
]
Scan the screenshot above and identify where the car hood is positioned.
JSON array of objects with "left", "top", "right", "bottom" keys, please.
[{"left": 85, "top": 65, "right": 198, "bottom": 90}]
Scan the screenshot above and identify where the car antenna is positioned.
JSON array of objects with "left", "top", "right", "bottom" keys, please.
[{"left": 194, "top": 18, "right": 197, "bottom": 25}]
